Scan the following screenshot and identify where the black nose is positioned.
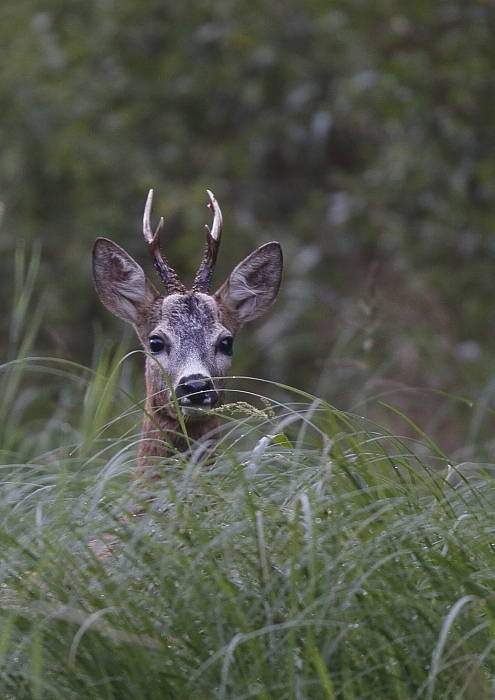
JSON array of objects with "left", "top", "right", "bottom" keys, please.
[{"left": 175, "top": 374, "right": 219, "bottom": 407}]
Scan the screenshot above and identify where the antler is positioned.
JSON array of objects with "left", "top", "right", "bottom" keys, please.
[
  {"left": 191, "top": 190, "right": 223, "bottom": 293},
  {"left": 143, "top": 190, "right": 186, "bottom": 295}
]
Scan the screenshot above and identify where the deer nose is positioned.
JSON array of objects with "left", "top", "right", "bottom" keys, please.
[{"left": 175, "top": 374, "right": 219, "bottom": 408}]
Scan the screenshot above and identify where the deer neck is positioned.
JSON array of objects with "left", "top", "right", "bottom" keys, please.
[{"left": 137, "top": 387, "right": 221, "bottom": 471}]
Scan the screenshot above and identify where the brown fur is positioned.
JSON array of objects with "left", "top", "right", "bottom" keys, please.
[{"left": 92, "top": 193, "right": 283, "bottom": 482}]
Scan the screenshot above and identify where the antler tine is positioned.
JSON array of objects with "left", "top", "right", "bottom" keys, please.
[
  {"left": 191, "top": 190, "right": 223, "bottom": 293},
  {"left": 205, "top": 189, "right": 222, "bottom": 243},
  {"left": 143, "top": 189, "right": 185, "bottom": 294}
]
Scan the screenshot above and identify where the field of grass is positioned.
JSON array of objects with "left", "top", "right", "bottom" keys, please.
[{"left": 1, "top": 251, "right": 495, "bottom": 699}]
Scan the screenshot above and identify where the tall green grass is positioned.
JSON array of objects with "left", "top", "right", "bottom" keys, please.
[{"left": 1, "top": 250, "right": 495, "bottom": 698}]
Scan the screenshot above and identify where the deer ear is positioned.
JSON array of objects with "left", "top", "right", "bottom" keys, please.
[
  {"left": 214, "top": 242, "right": 283, "bottom": 327},
  {"left": 93, "top": 238, "right": 160, "bottom": 324}
]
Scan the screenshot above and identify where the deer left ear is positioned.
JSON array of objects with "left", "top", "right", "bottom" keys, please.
[
  {"left": 93, "top": 237, "right": 160, "bottom": 324},
  {"left": 214, "top": 242, "right": 283, "bottom": 327}
]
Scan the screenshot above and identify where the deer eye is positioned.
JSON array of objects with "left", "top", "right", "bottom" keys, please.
[
  {"left": 217, "top": 336, "right": 234, "bottom": 356},
  {"left": 149, "top": 335, "right": 166, "bottom": 353}
]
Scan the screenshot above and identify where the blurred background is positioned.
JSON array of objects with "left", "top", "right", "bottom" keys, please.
[{"left": 1, "top": 0, "right": 495, "bottom": 460}]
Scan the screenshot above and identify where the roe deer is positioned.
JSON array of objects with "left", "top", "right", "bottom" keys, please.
[{"left": 93, "top": 190, "right": 283, "bottom": 479}]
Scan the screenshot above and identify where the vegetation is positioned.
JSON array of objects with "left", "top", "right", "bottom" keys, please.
[
  {"left": 1, "top": 0, "right": 495, "bottom": 451},
  {"left": 0, "top": 250, "right": 495, "bottom": 698},
  {"left": 2, "top": 1, "right": 495, "bottom": 696},
  {"left": 4, "top": 387, "right": 495, "bottom": 699}
]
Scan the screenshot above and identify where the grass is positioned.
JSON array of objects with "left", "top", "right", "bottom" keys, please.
[{"left": 1, "top": 250, "right": 495, "bottom": 698}]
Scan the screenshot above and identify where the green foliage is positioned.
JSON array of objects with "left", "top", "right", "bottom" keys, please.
[
  {"left": 1, "top": 246, "right": 495, "bottom": 697},
  {"left": 1, "top": 0, "right": 495, "bottom": 454},
  {"left": 2, "top": 361, "right": 495, "bottom": 698},
  {"left": 2, "top": 6, "right": 495, "bottom": 693}
]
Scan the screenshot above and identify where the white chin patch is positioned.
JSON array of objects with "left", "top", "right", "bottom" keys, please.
[{"left": 180, "top": 405, "right": 212, "bottom": 421}]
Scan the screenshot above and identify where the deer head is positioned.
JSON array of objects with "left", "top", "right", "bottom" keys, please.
[{"left": 92, "top": 190, "right": 283, "bottom": 453}]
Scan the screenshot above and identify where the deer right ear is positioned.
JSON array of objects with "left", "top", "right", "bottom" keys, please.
[
  {"left": 92, "top": 238, "right": 160, "bottom": 324},
  {"left": 214, "top": 241, "right": 283, "bottom": 328}
]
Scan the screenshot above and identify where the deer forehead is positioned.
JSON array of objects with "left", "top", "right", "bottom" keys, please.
[{"left": 154, "top": 292, "right": 225, "bottom": 342}]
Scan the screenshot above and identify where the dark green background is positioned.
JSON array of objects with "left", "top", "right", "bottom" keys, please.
[{"left": 1, "top": 0, "right": 495, "bottom": 456}]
